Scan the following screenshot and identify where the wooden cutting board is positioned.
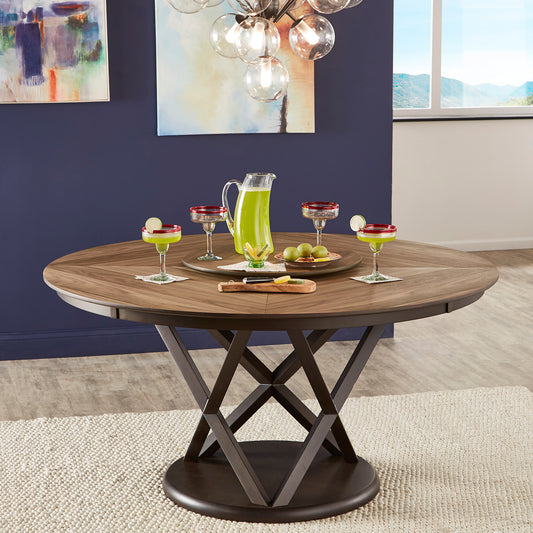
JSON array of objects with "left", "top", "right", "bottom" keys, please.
[{"left": 218, "top": 279, "right": 316, "bottom": 293}]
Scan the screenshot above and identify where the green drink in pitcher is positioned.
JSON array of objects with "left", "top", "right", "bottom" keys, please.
[
  {"left": 233, "top": 188, "right": 273, "bottom": 254},
  {"left": 222, "top": 173, "right": 276, "bottom": 254}
]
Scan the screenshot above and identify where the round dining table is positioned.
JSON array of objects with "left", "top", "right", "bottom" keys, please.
[{"left": 43, "top": 232, "right": 498, "bottom": 523}]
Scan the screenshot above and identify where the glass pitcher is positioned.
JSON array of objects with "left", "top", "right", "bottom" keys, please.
[{"left": 222, "top": 172, "right": 276, "bottom": 254}]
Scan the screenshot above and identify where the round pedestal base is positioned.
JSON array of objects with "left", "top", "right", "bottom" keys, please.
[{"left": 163, "top": 441, "right": 379, "bottom": 523}]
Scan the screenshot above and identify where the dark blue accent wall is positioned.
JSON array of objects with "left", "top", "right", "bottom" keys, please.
[{"left": 0, "top": 0, "right": 393, "bottom": 361}]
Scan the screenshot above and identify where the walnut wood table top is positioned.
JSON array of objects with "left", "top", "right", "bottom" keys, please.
[{"left": 43, "top": 232, "right": 498, "bottom": 331}]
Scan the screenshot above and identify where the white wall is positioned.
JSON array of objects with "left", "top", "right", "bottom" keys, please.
[{"left": 392, "top": 119, "right": 533, "bottom": 251}]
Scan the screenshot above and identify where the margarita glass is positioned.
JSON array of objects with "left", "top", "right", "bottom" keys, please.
[
  {"left": 356, "top": 224, "right": 397, "bottom": 282},
  {"left": 190, "top": 206, "right": 228, "bottom": 261},
  {"left": 141, "top": 224, "right": 182, "bottom": 283},
  {"left": 302, "top": 201, "right": 339, "bottom": 246}
]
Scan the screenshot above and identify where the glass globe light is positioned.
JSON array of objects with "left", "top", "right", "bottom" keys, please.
[
  {"left": 307, "top": 0, "right": 349, "bottom": 14},
  {"left": 288, "top": 0, "right": 307, "bottom": 9},
  {"left": 235, "top": 17, "right": 280, "bottom": 64},
  {"left": 168, "top": 0, "right": 207, "bottom": 14},
  {"left": 227, "top": 0, "right": 272, "bottom": 16},
  {"left": 244, "top": 56, "right": 289, "bottom": 102},
  {"left": 289, "top": 15, "right": 335, "bottom": 61},
  {"left": 345, "top": 0, "right": 363, "bottom": 7},
  {"left": 198, "top": 0, "right": 224, "bottom": 6},
  {"left": 209, "top": 14, "right": 247, "bottom": 58}
]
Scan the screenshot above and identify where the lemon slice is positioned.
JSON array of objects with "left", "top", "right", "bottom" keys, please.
[
  {"left": 245, "top": 242, "right": 256, "bottom": 258},
  {"left": 349, "top": 214, "right": 366, "bottom": 232},
  {"left": 314, "top": 257, "right": 331, "bottom": 262},
  {"left": 145, "top": 217, "right": 162, "bottom": 233},
  {"left": 274, "top": 275, "right": 291, "bottom": 284}
]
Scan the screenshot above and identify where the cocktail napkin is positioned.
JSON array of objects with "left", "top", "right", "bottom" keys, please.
[
  {"left": 135, "top": 275, "right": 189, "bottom": 285},
  {"left": 217, "top": 261, "right": 287, "bottom": 273},
  {"left": 351, "top": 276, "right": 402, "bottom": 284}
]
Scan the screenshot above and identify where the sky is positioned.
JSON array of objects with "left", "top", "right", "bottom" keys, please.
[{"left": 394, "top": 0, "right": 533, "bottom": 87}]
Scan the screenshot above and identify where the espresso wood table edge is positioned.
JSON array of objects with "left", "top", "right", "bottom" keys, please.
[
  {"left": 44, "top": 283, "right": 491, "bottom": 331},
  {"left": 43, "top": 234, "right": 499, "bottom": 523}
]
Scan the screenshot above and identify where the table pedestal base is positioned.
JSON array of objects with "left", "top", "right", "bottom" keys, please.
[
  {"left": 156, "top": 324, "right": 387, "bottom": 522},
  {"left": 164, "top": 441, "right": 379, "bottom": 523}
]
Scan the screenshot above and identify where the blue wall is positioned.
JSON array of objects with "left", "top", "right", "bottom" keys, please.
[{"left": 0, "top": 0, "right": 393, "bottom": 360}]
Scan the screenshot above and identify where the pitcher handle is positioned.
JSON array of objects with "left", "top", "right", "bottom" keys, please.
[{"left": 222, "top": 179, "right": 241, "bottom": 235}]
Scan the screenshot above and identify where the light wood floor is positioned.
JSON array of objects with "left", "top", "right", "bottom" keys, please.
[{"left": 1, "top": 249, "right": 532, "bottom": 421}]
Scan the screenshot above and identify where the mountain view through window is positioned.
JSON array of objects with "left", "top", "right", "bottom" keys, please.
[{"left": 394, "top": 0, "right": 533, "bottom": 111}]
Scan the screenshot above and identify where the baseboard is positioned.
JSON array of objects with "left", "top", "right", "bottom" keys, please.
[
  {"left": 431, "top": 237, "right": 533, "bottom": 252},
  {"left": 0, "top": 326, "right": 168, "bottom": 361},
  {"left": 0, "top": 325, "right": 393, "bottom": 361}
]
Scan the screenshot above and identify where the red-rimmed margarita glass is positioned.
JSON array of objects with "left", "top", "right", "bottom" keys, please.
[
  {"left": 141, "top": 224, "right": 182, "bottom": 283},
  {"left": 301, "top": 201, "right": 339, "bottom": 247},
  {"left": 190, "top": 206, "right": 228, "bottom": 261},
  {"left": 356, "top": 223, "right": 397, "bottom": 282}
]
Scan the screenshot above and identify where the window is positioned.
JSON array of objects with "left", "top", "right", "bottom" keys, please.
[{"left": 393, "top": 0, "right": 533, "bottom": 118}]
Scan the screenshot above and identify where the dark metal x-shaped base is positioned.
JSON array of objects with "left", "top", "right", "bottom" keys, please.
[{"left": 156, "top": 323, "right": 386, "bottom": 508}]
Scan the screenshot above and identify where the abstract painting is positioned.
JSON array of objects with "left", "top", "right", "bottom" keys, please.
[
  {"left": 155, "top": 0, "right": 314, "bottom": 136},
  {"left": 0, "top": 1, "right": 109, "bottom": 103}
]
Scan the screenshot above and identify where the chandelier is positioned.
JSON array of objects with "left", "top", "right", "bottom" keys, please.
[{"left": 166, "top": 0, "right": 364, "bottom": 102}]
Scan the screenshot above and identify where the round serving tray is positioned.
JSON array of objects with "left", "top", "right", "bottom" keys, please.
[{"left": 182, "top": 234, "right": 362, "bottom": 278}]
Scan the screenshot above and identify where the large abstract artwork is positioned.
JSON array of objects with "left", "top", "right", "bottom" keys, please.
[
  {"left": 155, "top": 0, "right": 314, "bottom": 136},
  {"left": 0, "top": 1, "right": 109, "bottom": 103}
]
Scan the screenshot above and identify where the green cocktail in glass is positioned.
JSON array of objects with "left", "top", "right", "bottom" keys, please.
[
  {"left": 141, "top": 224, "right": 182, "bottom": 283},
  {"left": 356, "top": 224, "right": 397, "bottom": 282}
]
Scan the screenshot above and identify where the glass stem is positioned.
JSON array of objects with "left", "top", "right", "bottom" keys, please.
[
  {"left": 206, "top": 230, "right": 213, "bottom": 255},
  {"left": 370, "top": 246, "right": 381, "bottom": 277},
  {"left": 203, "top": 222, "right": 216, "bottom": 256},
  {"left": 314, "top": 219, "right": 326, "bottom": 247},
  {"left": 160, "top": 251, "right": 166, "bottom": 274},
  {"left": 372, "top": 250, "right": 380, "bottom": 276}
]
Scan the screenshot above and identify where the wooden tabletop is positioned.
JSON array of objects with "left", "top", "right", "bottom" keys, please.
[{"left": 43, "top": 232, "right": 499, "bottom": 331}]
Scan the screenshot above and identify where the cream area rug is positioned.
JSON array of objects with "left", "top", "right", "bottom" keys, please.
[{"left": 1, "top": 387, "right": 531, "bottom": 533}]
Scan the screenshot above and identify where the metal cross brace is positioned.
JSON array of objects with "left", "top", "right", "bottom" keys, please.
[{"left": 155, "top": 323, "right": 386, "bottom": 507}]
